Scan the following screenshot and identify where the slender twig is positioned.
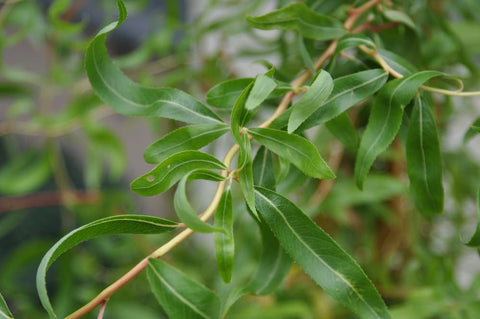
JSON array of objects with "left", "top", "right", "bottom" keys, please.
[{"left": 97, "top": 299, "right": 108, "bottom": 319}]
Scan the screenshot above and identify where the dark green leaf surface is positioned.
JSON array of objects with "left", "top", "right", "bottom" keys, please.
[
  {"left": 335, "top": 35, "right": 375, "bottom": 54},
  {"left": 37, "top": 215, "right": 178, "bottom": 318},
  {"left": 214, "top": 188, "right": 235, "bottom": 283},
  {"left": 85, "top": 1, "right": 222, "bottom": 124},
  {"left": 248, "top": 128, "right": 334, "bottom": 179},
  {"left": 206, "top": 78, "right": 253, "bottom": 108},
  {"left": 252, "top": 146, "right": 276, "bottom": 190},
  {"left": 378, "top": 49, "right": 417, "bottom": 76},
  {"left": 144, "top": 124, "right": 229, "bottom": 164},
  {"left": 174, "top": 174, "right": 222, "bottom": 233},
  {"left": 271, "top": 69, "right": 388, "bottom": 131},
  {"left": 288, "top": 70, "right": 333, "bottom": 133},
  {"left": 247, "top": 3, "right": 345, "bottom": 41},
  {"left": 297, "top": 36, "right": 315, "bottom": 73},
  {"left": 131, "top": 151, "right": 226, "bottom": 196},
  {"left": 246, "top": 222, "right": 291, "bottom": 295},
  {"left": 0, "top": 292, "right": 14, "bottom": 319},
  {"left": 230, "top": 82, "right": 254, "bottom": 143},
  {"left": 147, "top": 259, "right": 221, "bottom": 319},
  {"left": 238, "top": 134, "right": 257, "bottom": 218},
  {"left": 406, "top": 95, "right": 444, "bottom": 216},
  {"left": 325, "top": 113, "right": 359, "bottom": 151},
  {"left": 245, "top": 74, "right": 277, "bottom": 111},
  {"left": 465, "top": 188, "right": 480, "bottom": 247},
  {"left": 254, "top": 187, "right": 391, "bottom": 319},
  {"left": 382, "top": 9, "right": 417, "bottom": 31},
  {"left": 355, "top": 71, "right": 443, "bottom": 189}
]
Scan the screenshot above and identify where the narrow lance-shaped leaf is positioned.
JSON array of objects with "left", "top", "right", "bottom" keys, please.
[
  {"left": 288, "top": 69, "right": 334, "bottom": 133},
  {"left": 214, "top": 187, "right": 235, "bottom": 283},
  {"left": 252, "top": 146, "right": 276, "bottom": 190},
  {"left": 335, "top": 34, "right": 376, "bottom": 54},
  {"left": 297, "top": 36, "right": 315, "bottom": 74},
  {"left": 0, "top": 292, "right": 14, "bottom": 319},
  {"left": 406, "top": 95, "right": 444, "bottom": 216},
  {"left": 254, "top": 187, "right": 391, "bottom": 319},
  {"left": 37, "top": 215, "right": 178, "bottom": 318},
  {"left": 248, "top": 127, "right": 334, "bottom": 179},
  {"left": 147, "top": 259, "right": 221, "bottom": 319},
  {"left": 271, "top": 69, "right": 388, "bottom": 131},
  {"left": 230, "top": 82, "right": 254, "bottom": 143},
  {"left": 131, "top": 150, "right": 226, "bottom": 196},
  {"left": 245, "top": 74, "right": 277, "bottom": 111},
  {"left": 238, "top": 133, "right": 257, "bottom": 218},
  {"left": 174, "top": 172, "right": 223, "bottom": 233},
  {"left": 325, "top": 112, "right": 359, "bottom": 151},
  {"left": 144, "top": 124, "right": 229, "bottom": 164},
  {"left": 247, "top": 3, "right": 345, "bottom": 41},
  {"left": 206, "top": 78, "right": 253, "bottom": 108},
  {"left": 463, "top": 117, "right": 480, "bottom": 144},
  {"left": 85, "top": 0, "right": 222, "bottom": 124},
  {"left": 355, "top": 71, "right": 444, "bottom": 189},
  {"left": 465, "top": 187, "right": 480, "bottom": 247}
]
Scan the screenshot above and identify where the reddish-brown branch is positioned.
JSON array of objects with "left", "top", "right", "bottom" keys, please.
[{"left": 352, "top": 21, "right": 400, "bottom": 34}]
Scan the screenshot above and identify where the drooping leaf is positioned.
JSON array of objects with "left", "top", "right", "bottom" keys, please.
[
  {"left": 0, "top": 150, "right": 51, "bottom": 195},
  {"left": 147, "top": 258, "right": 221, "bottom": 319},
  {"left": 144, "top": 124, "right": 229, "bottom": 164},
  {"left": 246, "top": 222, "right": 292, "bottom": 295},
  {"left": 465, "top": 187, "right": 480, "bottom": 247},
  {"left": 335, "top": 34, "right": 376, "bottom": 54},
  {"left": 355, "top": 71, "right": 443, "bottom": 189},
  {"left": 238, "top": 133, "right": 257, "bottom": 218},
  {"left": 174, "top": 173, "right": 223, "bottom": 233},
  {"left": 406, "top": 95, "right": 444, "bottom": 216},
  {"left": 0, "top": 292, "right": 14, "bottom": 319},
  {"left": 254, "top": 187, "right": 391, "bottom": 319},
  {"left": 297, "top": 36, "right": 315, "bottom": 73},
  {"left": 288, "top": 69, "right": 334, "bottom": 133},
  {"left": 248, "top": 127, "right": 334, "bottom": 179},
  {"left": 245, "top": 74, "right": 277, "bottom": 111},
  {"left": 85, "top": 0, "right": 222, "bottom": 124},
  {"left": 230, "top": 82, "right": 254, "bottom": 143},
  {"left": 463, "top": 117, "right": 480, "bottom": 144},
  {"left": 252, "top": 146, "right": 276, "bottom": 190},
  {"left": 325, "top": 112, "right": 359, "bottom": 151},
  {"left": 247, "top": 3, "right": 345, "bottom": 41},
  {"left": 37, "top": 215, "right": 178, "bottom": 318},
  {"left": 131, "top": 151, "right": 226, "bottom": 196},
  {"left": 271, "top": 69, "right": 388, "bottom": 131},
  {"left": 206, "top": 78, "right": 253, "bottom": 108},
  {"left": 214, "top": 187, "right": 235, "bottom": 283},
  {"left": 378, "top": 49, "right": 417, "bottom": 76}
]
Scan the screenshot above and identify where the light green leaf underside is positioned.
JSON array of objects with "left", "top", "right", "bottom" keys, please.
[
  {"left": 147, "top": 259, "right": 220, "bottom": 319},
  {"left": 144, "top": 124, "right": 229, "bottom": 164},
  {"left": 254, "top": 187, "right": 391, "bottom": 319},
  {"left": 131, "top": 150, "right": 226, "bottom": 196},
  {"left": 248, "top": 127, "right": 334, "bottom": 179},
  {"left": 37, "top": 214, "right": 178, "bottom": 318},
  {"left": 246, "top": 74, "right": 277, "bottom": 111},
  {"left": 406, "top": 95, "right": 444, "bottom": 216}
]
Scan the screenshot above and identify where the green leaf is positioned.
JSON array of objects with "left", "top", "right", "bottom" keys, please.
[
  {"left": 378, "top": 49, "right": 418, "bottom": 76},
  {"left": 48, "top": 0, "right": 83, "bottom": 33},
  {"left": 252, "top": 146, "right": 276, "bottom": 190},
  {"left": 271, "top": 69, "right": 388, "bottom": 131},
  {"left": 0, "top": 292, "right": 14, "bottom": 319},
  {"left": 254, "top": 187, "right": 391, "bottom": 319},
  {"left": 144, "top": 124, "right": 229, "bottom": 164},
  {"left": 147, "top": 258, "right": 221, "bottom": 319},
  {"left": 335, "top": 34, "right": 376, "bottom": 54},
  {"left": 246, "top": 222, "right": 291, "bottom": 295},
  {"left": 247, "top": 3, "right": 345, "bottom": 41},
  {"left": 465, "top": 187, "right": 480, "bottom": 247},
  {"left": 406, "top": 95, "right": 444, "bottom": 216},
  {"left": 37, "top": 214, "right": 178, "bottom": 318},
  {"left": 230, "top": 82, "right": 254, "bottom": 143},
  {"left": 131, "top": 151, "right": 226, "bottom": 196},
  {"left": 325, "top": 112, "right": 359, "bottom": 151},
  {"left": 174, "top": 173, "right": 223, "bottom": 233},
  {"left": 248, "top": 127, "right": 334, "bottom": 179},
  {"left": 85, "top": 0, "right": 222, "bottom": 124},
  {"left": 0, "top": 150, "right": 51, "bottom": 195},
  {"left": 463, "top": 117, "right": 480, "bottom": 144},
  {"left": 238, "top": 133, "right": 257, "bottom": 218},
  {"left": 214, "top": 187, "right": 235, "bottom": 283},
  {"left": 188, "top": 170, "right": 226, "bottom": 182},
  {"left": 382, "top": 9, "right": 417, "bottom": 31},
  {"left": 355, "top": 71, "right": 443, "bottom": 189},
  {"left": 206, "top": 78, "right": 253, "bottom": 108},
  {"left": 288, "top": 70, "right": 334, "bottom": 133},
  {"left": 245, "top": 74, "right": 277, "bottom": 111},
  {"left": 297, "top": 36, "right": 315, "bottom": 73}
]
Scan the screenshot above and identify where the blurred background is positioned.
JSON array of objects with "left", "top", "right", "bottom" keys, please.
[{"left": 1, "top": 0, "right": 480, "bottom": 318}]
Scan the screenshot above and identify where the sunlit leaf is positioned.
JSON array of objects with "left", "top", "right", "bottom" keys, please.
[
  {"left": 147, "top": 259, "right": 220, "bottom": 319},
  {"left": 288, "top": 70, "right": 333, "bottom": 133},
  {"left": 406, "top": 95, "right": 444, "bottom": 216},
  {"left": 131, "top": 151, "right": 226, "bottom": 196},
  {"left": 355, "top": 71, "right": 443, "bottom": 189},
  {"left": 248, "top": 128, "right": 334, "bottom": 179},
  {"left": 144, "top": 124, "right": 229, "bottom": 164},
  {"left": 245, "top": 74, "right": 277, "bottom": 111},
  {"left": 247, "top": 3, "right": 345, "bottom": 41},
  {"left": 37, "top": 215, "right": 178, "bottom": 318},
  {"left": 214, "top": 187, "right": 235, "bottom": 283},
  {"left": 255, "top": 187, "right": 391, "bottom": 319}
]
